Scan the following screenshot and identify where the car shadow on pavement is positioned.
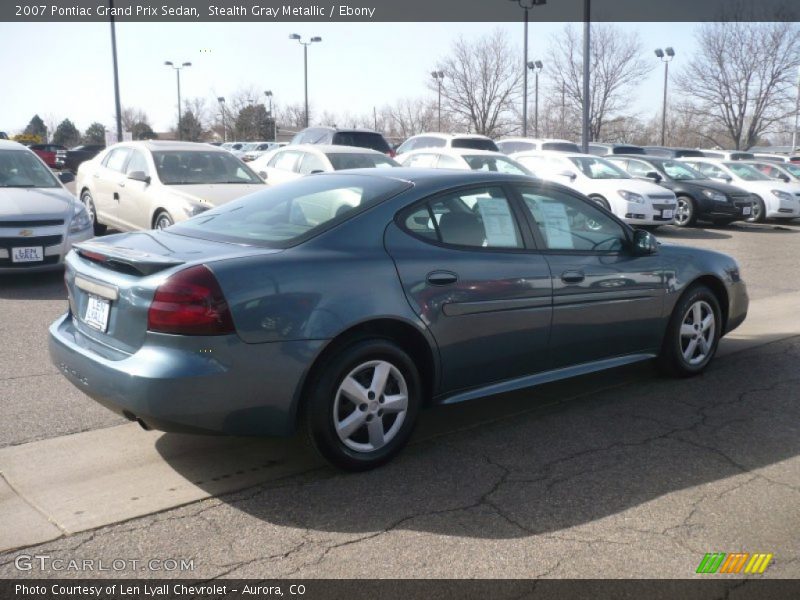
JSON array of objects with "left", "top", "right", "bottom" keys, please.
[
  {"left": 155, "top": 335, "right": 800, "bottom": 539},
  {"left": 0, "top": 270, "right": 66, "bottom": 301},
  {"left": 655, "top": 227, "right": 731, "bottom": 240}
]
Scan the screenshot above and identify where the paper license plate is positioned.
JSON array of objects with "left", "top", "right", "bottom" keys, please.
[
  {"left": 11, "top": 246, "right": 43, "bottom": 263},
  {"left": 742, "top": 206, "right": 751, "bottom": 215},
  {"left": 661, "top": 209, "right": 674, "bottom": 219},
  {"left": 84, "top": 295, "right": 111, "bottom": 332}
]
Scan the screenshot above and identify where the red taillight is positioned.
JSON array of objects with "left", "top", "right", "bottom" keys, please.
[
  {"left": 147, "top": 265, "right": 235, "bottom": 336},
  {"left": 388, "top": 149, "right": 397, "bottom": 158}
]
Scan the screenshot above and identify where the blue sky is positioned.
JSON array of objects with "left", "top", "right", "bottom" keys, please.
[{"left": 0, "top": 21, "right": 698, "bottom": 134}]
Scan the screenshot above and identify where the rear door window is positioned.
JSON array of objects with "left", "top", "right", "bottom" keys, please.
[{"left": 331, "top": 132, "right": 391, "bottom": 153}]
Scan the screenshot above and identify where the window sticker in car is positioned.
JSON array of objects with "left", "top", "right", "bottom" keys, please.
[
  {"left": 475, "top": 198, "right": 519, "bottom": 248},
  {"left": 532, "top": 201, "right": 574, "bottom": 249}
]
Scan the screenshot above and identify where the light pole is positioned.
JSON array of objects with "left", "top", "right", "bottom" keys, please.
[
  {"left": 264, "top": 90, "right": 274, "bottom": 142},
  {"left": 289, "top": 34, "right": 322, "bottom": 128},
  {"left": 655, "top": 47, "right": 675, "bottom": 147},
  {"left": 509, "top": 0, "right": 546, "bottom": 137},
  {"left": 165, "top": 61, "right": 191, "bottom": 140},
  {"left": 217, "top": 96, "right": 227, "bottom": 143},
  {"left": 109, "top": 0, "right": 123, "bottom": 143},
  {"left": 581, "top": 0, "right": 590, "bottom": 153},
  {"left": 431, "top": 71, "right": 445, "bottom": 131},
  {"left": 528, "top": 60, "right": 543, "bottom": 137},
  {"left": 792, "top": 66, "right": 800, "bottom": 152}
]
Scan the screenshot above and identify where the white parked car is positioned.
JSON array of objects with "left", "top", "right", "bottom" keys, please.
[
  {"left": 743, "top": 160, "right": 800, "bottom": 183},
  {"left": 395, "top": 133, "right": 498, "bottom": 155},
  {"left": 249, "top": 144, "right": 399, "bottom": 186},
  {"left": 396, "top": 148, "right": 531, "bottom": 175},
  {"left": 76, "top": 141, "right": 266, "bottom": 232},
  {"left": 0, "top": 140, "right": 93, "bottom": 272},
  {"left": 496, "top": 138, "right": 580, "bottom": 154},
  {"left": 242, "top": 142, "right": 285, "bottom": 162},
  {"left": 512, "top": 151, "right": 678, "bottom": 227},
  {"left": 699, "top": 150, "right": 755, "bottom": 161},
  {"left": 680, "top": 158, "right": 800, "bottom": 222}
]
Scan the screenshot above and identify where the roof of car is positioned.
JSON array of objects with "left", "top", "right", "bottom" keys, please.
[
  {"left": 113, "top": 140, "right": 229, "bottom": 152},
  {"left": 0, "top": 140, "right": 28, "bottom": 150},
  {"left": 407, "top": 132, "right": 493, "bottom": 140},
  {"left": 325, "top": 167, "right": 534, "bottom": 185},
  {"left": 285, "top": 144, "right": 388, "bottom": 155},
  {"left": 402, "top": 147, "right": 509, "bottom": 158}
]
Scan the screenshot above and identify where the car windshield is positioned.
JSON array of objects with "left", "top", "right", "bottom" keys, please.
[
  {"left": 171, "top": 174, "right": 411, "bottom": 247},
  {"left": 0, "top": 150, "right": 60, "bottom": 188},
  {"left": 569, "top": 156, "right": 631, "bottom": 179},
  {"left": 326, "top": 153, "right": 398, "bottom": 170},
  {"left": 541, "top": 142, "right": 580, "bottom": 152},
  {"left": 661, "top": 160, "right": 706, "bottom": 180},
  {"left": 152, "top": 150, "right": 262, "bottom": 185},
  {"left": 724, "top": 162, "right": 772, "bottom": 181},
  {"left": 784, "top": 164, "right": 800, "bottom": 178},
  {"left": 462, "top": 155, "right": 530, "bottom": 175},
  {"left": 498, "top": 141, "right": 536, "bottom": 153},
  {"left": 451, "top": 138, "right": 499, "bottom": 151}
]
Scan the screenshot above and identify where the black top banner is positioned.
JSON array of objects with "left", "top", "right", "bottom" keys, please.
[{"left": 3, "top": 0, "right": 800, "bottom": 22}]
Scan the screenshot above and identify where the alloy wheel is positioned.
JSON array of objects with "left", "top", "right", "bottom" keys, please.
[
  {"left": 333, "top": 360, "right": 408, "bottom": 453},
  {"left": 155, "top": 214, "right": 173, "bottom": 230},
  {"left": 674, "top": 198, "right": 692, "bottom": 226},
  {"left": 679, "top": 300, "right": 715, "bottom": 366}
]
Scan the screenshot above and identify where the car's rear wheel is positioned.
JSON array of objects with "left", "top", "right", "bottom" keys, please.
[
  {"left": 303, "top": 339, "right": 421, "bottom": 471},
  {"left": 81, "top": 189, "right": 106, "bottom": 235},
  {"left": 674, "top": 195, "right": 696, "bottom": 227},
  {"left": 153, "top": 211, "right": 174, "bottom": 230},
  {"left": 657, "top": 284, "right": 721, "bottom": 377},
  {"left": 747, "top": 196, "right": 766, "bottom": 223}
]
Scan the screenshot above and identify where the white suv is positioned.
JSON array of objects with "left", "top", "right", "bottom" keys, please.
[
  {"left": 496, "top": 138, "right": 580, "bottom": 154},
  {"left": 512, "top": 151, "right": 677, "bottom": 227},
  {"left": 681, "top": 158, "right": 800, "bottom": 222},
  {"left": 395, "top": 133, "right": 498, "bottom": 155}
]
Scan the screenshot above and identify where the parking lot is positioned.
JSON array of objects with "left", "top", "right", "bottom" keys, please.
[{"left": 1, "top": 218, "right": 799, "bottom": 579}]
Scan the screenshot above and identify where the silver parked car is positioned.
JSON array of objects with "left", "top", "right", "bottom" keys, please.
[
  {"left": 0, "top": 140, "right": 93, "bottom": 272},
  {"left": 76, "top": 141, "right": 266, "bottom": 232}
]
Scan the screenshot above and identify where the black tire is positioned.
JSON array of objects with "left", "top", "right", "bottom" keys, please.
[
  {"left": 748, "top": 196, "right": 766, "bottom": 223},
  {"left": 674, "top": 195, "right": 697, "bottom": 227},
  {"left": 656, "top": 284, "right": 722, "bottom": 378},
  {"left": 80, "top": 189, "right": 107, "bottom": 235},
  {"left": 303, "top": 338, "right": 422, "bottom": 471},
  {"left": 589, "top": 195, "right": 611, "bottom": 211},
  {"left": 153, "top": 211, "right": 174, "bottom": 230}
]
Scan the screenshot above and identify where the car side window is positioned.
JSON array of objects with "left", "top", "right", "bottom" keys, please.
[
  {"left": 695, "top": 163, "right": 726, "bottom": 179},
  {"left": 125, "top": 150, "right": 149, "bottom": 176},
  {"left": 626, "top": 160, "right": 652, "bottom": 177},
  {"left": 298, "top": 152, "right": 327, "bottom": 175},
  {"left": 402, "top": 187, "right": 523, "bottom": 249},
  {"left": 272, "top": 151, "right": 301, "bottom": 171},
  {"left": 396, "top": 139, "right": 416, "bottom": 154},
  {"left": 103, "top": 148, "right": 131, "bottom": 172},
  {"left": 406, "top": 153, "right": 438, "bottom": 168},
  {"left": 516, "top": 185, "right": 627, "bottom": 252},
  {"left": 436, "top": 154, "right": 462, "bottom": 169}
]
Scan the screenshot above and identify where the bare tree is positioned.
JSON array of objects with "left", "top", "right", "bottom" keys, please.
[
  {"left": 548, "top": 24, "right": 652, "bottom": 142},
  {"left": 429, "top": 28, "right": 522, "bottom": 136},
  {"left": 120, "top": 107, "right": 150, "bottom": 131},
  {"left": 278, "top": 103, "right": 310, "bottom": 134},
  {"left": 384, "top": 97, "right": 438, "bottom": 138},
  {"left": 676, "top": 21, "right": 800, "bottom": 150}
]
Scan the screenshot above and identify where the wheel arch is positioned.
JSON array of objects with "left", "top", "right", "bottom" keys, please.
[
  {"left": 151, "top": 208, "right": 169, "bottom": 228},
  {"left": 684, "top": 275, "right": 730, "bottom": 332},
  {"left": 291, "top": 317, "right": 439, "bottom": 428}
]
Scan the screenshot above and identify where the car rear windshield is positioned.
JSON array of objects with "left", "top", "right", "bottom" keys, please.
[
  {"left": 152, "top": 150, "right": 262, "bottom": 185},
  {"left": 451, "top": 138, "right": 500, "bottom": 152},
  {"left": 613, "top": 146, "right": 645, "bottom": 155},
  {"left": 326, "top": 153, "right": 399, "bottom": 170},
  {"left": 0, "top": 150, "right": 59, "bottom": 188},
  {"left": 541, "top": 142, "right": 581, "bottom": 152},
  {"left": 331, "top": 132, "right": 391, "bottom": 153},
  {"left": 462, "top": 155, "right": 530, "bottom": 175},
  {"left": 171, "top": 174, "right": 411, "bottom": 248}
]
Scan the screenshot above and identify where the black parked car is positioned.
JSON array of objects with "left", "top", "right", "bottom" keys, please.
[
  {"left": 608, "top": 155, "right": 754, "bottom": 227},
  {"left": 291, "top": 127, "right": 394, "bottom": 156},
  {"left": 55, "top": 144, "right": 105, "bottom": 173}
]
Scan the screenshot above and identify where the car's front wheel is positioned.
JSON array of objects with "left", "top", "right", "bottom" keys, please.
[
  {"left": 153, "top": 211, "right": 174, "bottom": 230},
  {"left": 747, "top": 196, "right": 766, "bottom": 223},
  {"left": 303, "top": 339, "right": 421, "bottom": 471},
  {"left": 657, "top": 285, "right": 721, "bottom": 377},
  {"left": 81, "top": 189, "right": 106, "bottom": 235},
  {"left": 674, "top": 195, "right": 696, "bottom": 227}
]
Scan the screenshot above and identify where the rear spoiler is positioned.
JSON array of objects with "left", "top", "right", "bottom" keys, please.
[{"left": 74, "top": 240, "right": 185, "bottom": 276}]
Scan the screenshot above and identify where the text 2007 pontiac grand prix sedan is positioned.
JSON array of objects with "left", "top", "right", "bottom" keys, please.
[{"left": 50, "top": 169, "right": 748, "bottom": 470}]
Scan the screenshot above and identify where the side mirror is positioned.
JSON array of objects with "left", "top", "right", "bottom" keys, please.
[
  {"left": 258, "top": 171, "right": 268, "bottom": 180},
  {"left": 310, "top": 169, "right": 324, "bottom": 175},
  {"left": 558, "top": 170, "right": 577, "bottom": 181},
  {"left": 632, "top": 229, "right": 658, "bottom": 255},
  {"left": 645, "top": 170, "right": 662, "bottom": 183},
  {"left": 722, "top": 175, "right": 733, "bottom": 183},
  {"left": 127, "top": 171, "right": 151, "bottom": 184},
  {"left": 779, "top": 174, "right": 790, "bottom": 183},
  {"left": 58, "top": 171, "right": 75, "bottom": 184}
]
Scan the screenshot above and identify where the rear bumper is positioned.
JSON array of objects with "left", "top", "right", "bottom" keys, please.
[{"left": 49, "top": 313, "right": 324, "bottom": 436}]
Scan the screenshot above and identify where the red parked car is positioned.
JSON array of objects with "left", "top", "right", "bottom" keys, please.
[{"left": 29, "top": 144, "right": 66, "bottom": 168}]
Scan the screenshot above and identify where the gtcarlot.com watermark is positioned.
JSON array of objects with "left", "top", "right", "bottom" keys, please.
[{"left": 14, "top": 554, "right": 195, "bottom": 572}]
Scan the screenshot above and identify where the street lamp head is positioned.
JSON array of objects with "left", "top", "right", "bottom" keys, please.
[
  {"left": 526, "top": 61, "right": 535, "bottom": 70},
  {"left": 182, "top": 62, "right": 192, "bottom": 67},
  {"left": 164, "top": 60, "right": 174, "bottom": 66},
  {"left": 534, "top": 60, "right": 544, "bottom": 70},
  {"left": 311, "top": 36, "right": 322, "bottom": 43},
  {"left": 265, "top": 90, "right": 272, "bottom": 97},
  {"left": 217, "top": 96, "right": 225, "bottom": 104},
  {"left": 289, "top": 33, "right": 301, "bottom": 40},
  {"left": 654, "top": 48, "right": 664, "bottom": 58},
  {"left": 665, "top": 47, "right": 675, "bottom": 57}
]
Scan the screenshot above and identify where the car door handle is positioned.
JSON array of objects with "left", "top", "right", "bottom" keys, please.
[
  {"left": 561, "top": 271, "right": 585, "bottom": 284},
  {"left": 426, "top": 271, "right": 458, "bottom": 286}
]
